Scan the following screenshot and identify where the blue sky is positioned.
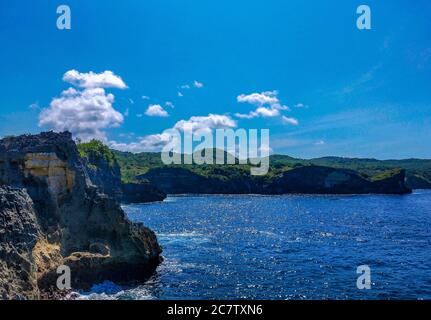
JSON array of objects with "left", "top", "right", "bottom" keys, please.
[{"left": 0, "top": 0, "right": 430, "bottom": 159}]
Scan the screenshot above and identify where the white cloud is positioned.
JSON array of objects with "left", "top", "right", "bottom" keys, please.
[
  {"left": 124, "top": 108, "right": 129, "bottom": 117},
  {"left": 39, "top": 87, "right": 124, "bottom": 141},
  {"left": 38, "top": 70, "right": 128, "bottom": 141},
  {"left": 237, "top": 91, "right": 279, "bottom": 106},
  {"left": 235, "top": 107, "right": 280, "bottom": 119},
  {"left": 165, "top": 101, "right": 175, "bottom": 109},
  {"left": 174, "top": 113, "right": 237, "bottom": 133},
  {"left": 294, "top": 103, "right": 307, "bottom": 108},
  {"left": 109, "top": 113, "right": 237, "bottom": 152},
  {"left": 63, "top": 70, "right": 127, "bottom": 89},
  {"left": 281, "top": 116, "right": 299, "bottom": 126},
  {"left": 142, "top": 95, "right": 150, "bottom": 100},
  {"left": 235, "top": 90, "right": 291, "bottom": 120},
  {"left": 109, "top": 133, "right": 175, "bottom": 153},
  {"left": 145, "top": 104, "right": 169, "bottom": 117},
  {"left": 178, "top": 91, "right": 184, "bottom": 97},
  {"left": 193, "top": 80, "right": 204, "bottom": 88},
  {"left": 179, "top": 80, "right": 204, "bottom": 93}
]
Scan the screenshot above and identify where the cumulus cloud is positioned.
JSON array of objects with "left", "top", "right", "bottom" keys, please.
[
  {"left": 145, "top": 104, "right": 169, "bottom": 117},
  {"left": 237, "top": 90, "right": 280, "bottom": 106},
  {"left": 63, "top": 70, "right": 127, "bottom": 89},
  {"left": 109, "top": 133, "right": 175, "bottom": 153},
  {"left": 38, "top": 70, "right": 127, "bottom": 141},
  {"left": 235, "top": 90, "right": 292, "bottom": 120},
  {"left": 235, "top": 107, "right": 280, "bottom": 119},
  {"left": 39, "top": 87, "right": 124, "bottom": 141},
  {"left": 109, "top": 113, "right": 236, "bottom": 152},
  {"left": 174, "top": 114, "right": 237, "bottom": 133}
]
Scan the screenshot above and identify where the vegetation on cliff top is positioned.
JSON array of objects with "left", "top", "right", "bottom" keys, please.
[
  {"left": 112, "top": 149, "right": 431, "bottom": 188},
  {"left": 77, "top": 140, "right": 118, "bottom": 168},
  {"left": 76, "top": 140, "right": 430, "bottom": 188}
]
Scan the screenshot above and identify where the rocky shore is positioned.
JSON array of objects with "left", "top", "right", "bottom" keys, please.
[{"left": 0, "top": 132, "right": 161, "bottom": 299}]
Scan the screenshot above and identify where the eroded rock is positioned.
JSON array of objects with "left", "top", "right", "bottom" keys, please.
[{"left": 0, "top": 132, "right": 161, "bottom": 299}]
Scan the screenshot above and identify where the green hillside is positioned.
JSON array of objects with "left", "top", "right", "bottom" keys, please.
[{"left": 112, "top": 149, "right": 431, "bottom": 189}]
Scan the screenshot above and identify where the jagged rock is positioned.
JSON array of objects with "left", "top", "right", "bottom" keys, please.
[
  {"left": 0, "top": 132, "right": 161, "bottom": 299},
  {"left": 0, "top": 187, "right": 40, "bottom": 300},
  {"left": 76, "top": 140, "right": 165, "bottom": 204},
  {"left": 78, "top": 141, "right": 123, "bottom": 201}
]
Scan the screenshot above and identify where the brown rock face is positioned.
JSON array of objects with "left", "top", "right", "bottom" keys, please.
[{"left": 0, "top": 132, "right": 161, "bottom": 299}]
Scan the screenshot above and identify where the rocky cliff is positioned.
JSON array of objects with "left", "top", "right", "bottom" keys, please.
[
  {"left": 140, "top": 165, "right": 411, "bottom": 195},
  {"left": 77, "top": 140, "right": 166, "bottom": 204},
  {"left": 0, "top": 132, "right": 161, "bottom": 299},
  {"left": 77, "top": 140, "right": 122, "bottom": 201}
]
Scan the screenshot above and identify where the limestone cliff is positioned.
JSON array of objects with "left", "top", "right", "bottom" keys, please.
[
  {"left": 77, "top": 140, "right": 166, "bottom": 204},
  {"left": 0, "top": 132, "right": 161, "bottom": 299}
]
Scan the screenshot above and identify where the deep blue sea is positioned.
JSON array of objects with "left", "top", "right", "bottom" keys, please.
[{"left": 81, "top": 190, "right": 431, "bottom": 300}]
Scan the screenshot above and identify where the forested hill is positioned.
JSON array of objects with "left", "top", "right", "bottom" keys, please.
[{"left": 112, "top": 150, "right": 431, "bottom": 189}]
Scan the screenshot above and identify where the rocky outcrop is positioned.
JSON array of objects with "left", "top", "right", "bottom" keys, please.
[
  {"left": 77, "top": 141, "right": 165, "bottom": 204},
  {"left": 0, "top": 187, "right": 40, "bottom": 299},
  {"left": 78, "top": 141, "right": 122, "bottom": 201},
  {"left": 140, "top": 165, "right": 411, "bottom": 195},
  {"left": 121, "top": 182, "right": 167, "bottom": 204},
  {"left": 0, "top": 132, "right": 161, "bottom": 299}
]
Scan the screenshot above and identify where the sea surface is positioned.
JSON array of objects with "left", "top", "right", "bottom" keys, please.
[{"left": 80, "top": 190, "right": 431, "bottom": 300}]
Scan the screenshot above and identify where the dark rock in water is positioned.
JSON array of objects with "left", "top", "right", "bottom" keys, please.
[
  {"left": 140, "top": 165, "right": 411, "bottom": 195},
  {"left": 121, "top": 182, "right": 167, "bottom": 204},
  {"left": 0, "top": 132, "right": 161, "bottom": 299}
]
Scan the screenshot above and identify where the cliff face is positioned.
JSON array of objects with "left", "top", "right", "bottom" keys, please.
[
  {"left": 0, "top": 187, "right": 40, "bottom": 299},
  {"left": 77, "top": 140, "right": 166, "bottom": 204},
  {"left": 83, "top": 155, "right": 122, "bottom": 202},
  {"left": 140, "top": 165, "right": 411, "bottom": 195},
  {"left": 0, "top": 132, "right": 161, "bottom": 299},
  {"left": 77, "top": 140, "right": 122, "bottom": 201},
  {"left": 268, "top": 166, "right": 411, "bottom": 194}
]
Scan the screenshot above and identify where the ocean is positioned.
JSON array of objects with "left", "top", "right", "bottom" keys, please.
[{"left": 80, "top": 190, "right": 431, "bottom": 300}]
